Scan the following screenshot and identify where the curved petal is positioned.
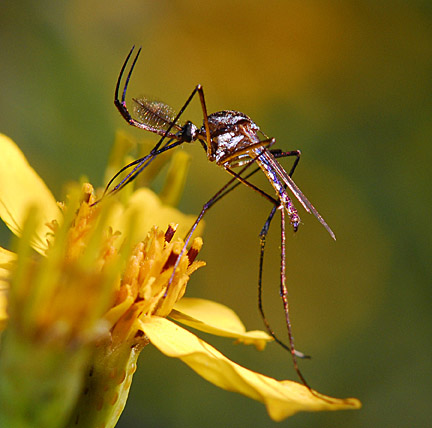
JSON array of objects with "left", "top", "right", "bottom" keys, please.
[
  {"left": 0, "top": 134, "right": 60, "bottom": 253},
  {"left": 139, "top": 317, "right": 361, "bottom": 421},
  {"left": 171, "top": 298, "right": 271, "bottom": 350}
]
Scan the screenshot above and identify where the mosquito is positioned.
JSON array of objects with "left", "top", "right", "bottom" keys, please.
[{"left": 103, "top": 46, "right": 336, "bottom": 391}]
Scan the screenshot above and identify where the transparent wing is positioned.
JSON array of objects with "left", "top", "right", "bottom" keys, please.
[
  {"left": 133, "top": 97, "right": 183, "bottom": 132},
  {"left": 260, "top": 149, "right": 336, "bottom": 240}
]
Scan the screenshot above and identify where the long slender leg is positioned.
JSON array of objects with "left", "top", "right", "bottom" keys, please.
[
  {"left": 258, "top": 205, "right": 310, "bottom": 359},
  {"left": 102, "top": 139, "right": 184, "bottom": 197},
  {"left": 114, "top": 46, "right": 139, "bottom": 125},
  {"left": 271, "top": 149, "right": 301, "bottom": 177},
  {"left": 257, "top": 149, "right": 311, "bottom": 361},
  {"left": 196, "top": 86, "right": 212, "bottom": 155},
  {"left": 279, "top": 207, "right": 312, "bottom": 387},
  {"left": 114, "top": 47, "right": 177, "bottom": 139},
  {"left": 278, "top": 208, "right": 336, "bottom": 403},
  {"left": 115, "top": 46, "right": 198, "bottom": 140}
]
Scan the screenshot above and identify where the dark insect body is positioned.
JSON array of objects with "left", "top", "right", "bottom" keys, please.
[{"left": 104, "top": 46, "right": 335, "bottom": 393}]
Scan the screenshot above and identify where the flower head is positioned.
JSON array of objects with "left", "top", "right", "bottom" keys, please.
[{"left": 0, "top": 133, "right": 360, "bottom": 428}]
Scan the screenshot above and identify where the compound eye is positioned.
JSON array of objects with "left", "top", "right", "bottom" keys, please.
[{"left": 182, "top": 121, "right": 197, "bottom": 142}]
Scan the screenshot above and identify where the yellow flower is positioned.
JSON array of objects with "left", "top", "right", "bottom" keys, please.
[{"left": 0, "top": 133, "right": 360, "bottom": 427}]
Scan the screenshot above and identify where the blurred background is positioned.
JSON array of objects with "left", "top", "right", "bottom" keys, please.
[{"left": 0, "top": 1, "right": 431, "bottom": 427}]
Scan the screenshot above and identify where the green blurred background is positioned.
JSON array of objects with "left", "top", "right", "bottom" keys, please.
[{"left": 1, "top": 1, "right": 431, "bottom": 427}]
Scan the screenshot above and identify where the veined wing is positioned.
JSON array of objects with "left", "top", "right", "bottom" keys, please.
[
  {"left": 259, "top": 149, "right": 336, "bottom": 240},
  {"left": 133, "top": 97, "right": 183, "bottom": 133}
]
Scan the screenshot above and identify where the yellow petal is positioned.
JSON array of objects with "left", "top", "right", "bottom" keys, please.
[
  {"left": 0, "top": 290, "right": 7, "bottom": 330},
  {"left": 107, "top": 188, "right": 202, "bottom": 245},
  {"left": 0, "top": 246, "right": 16, "bottom": 286},
  {"left": 0, "top": 134, "right": 60, "bottom": 253},
  {"left": 0, "top": 246, "right": 13, "bottom": 329},
  {"left": 0, "top": 246, "right": 15, "bottom": 328},
  {"left": 171, "top": 298, "right": 271, "bottom": 350},
  {"left": 139, "top": 317, "right": 361, "bottom": 420},
  {"left": 158, "top": 151, "right": 191, "bottom": 207},
  {"left": 103, "top": 295, "right": 135, "bottom": 329}
]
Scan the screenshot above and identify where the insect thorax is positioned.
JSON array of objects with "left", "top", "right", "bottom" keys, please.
[{"left": 203, "top": 110, "right": 261, "bottom": 164}]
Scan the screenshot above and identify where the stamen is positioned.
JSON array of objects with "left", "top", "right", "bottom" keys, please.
[
  {"left": 187, "top": 237, "right": 203, "bottom": 265},
  {"left": 164, "top": 223, "right": 177, "bottom": 243}
]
